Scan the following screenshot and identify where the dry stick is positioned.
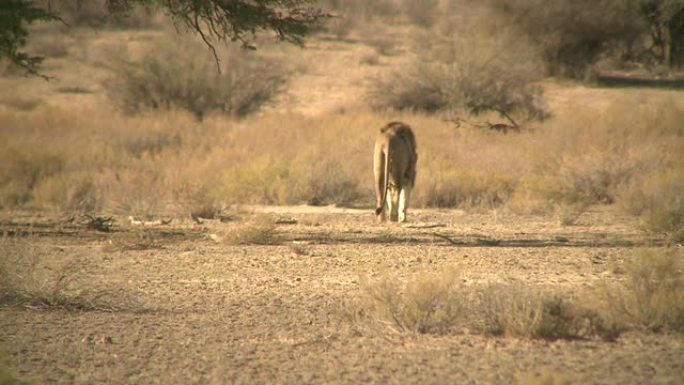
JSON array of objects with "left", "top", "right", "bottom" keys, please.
[{"left": 429, "top": 232, "right": 460, "bottom": 245}]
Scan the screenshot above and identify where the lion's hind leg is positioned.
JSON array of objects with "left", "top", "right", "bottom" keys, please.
[
  {"left": 388, "top": 185, "right": 401, "bottom": 222},
  {"left": 398, "top": 184, "right": 412, "bottom": 223}
]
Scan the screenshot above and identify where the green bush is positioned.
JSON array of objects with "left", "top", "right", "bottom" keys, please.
[{"left": 108, "top": 36, "right": 288, "bottom": 119}]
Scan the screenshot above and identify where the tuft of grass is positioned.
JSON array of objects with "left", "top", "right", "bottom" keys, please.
[
  {"left": 606, "top": 248, "right": 684, "bottom": 332},
  {"left": 344, "top": 269, "right": 467, "bottom": 334},
  {"left": 224, "top": 216, "right": 281, "bottom": 245},
  {"left": 477, "top": 284, "right": 622, "bottom": 340},
  {"left": 0, "top": 238, "right": 142, "bottom": 311}
]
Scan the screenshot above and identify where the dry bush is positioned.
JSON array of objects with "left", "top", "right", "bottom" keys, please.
[
  {"left": 512, "top": 97, "right": 684, "bottom": 213},
  {"left": 477, "top": 284, "right": 619, "bottom": 340},
  {"left": 344, "top": 270, "right": 621, "bottom": 340},
  {"left": 0, "top": 145, "right": 66, "bottom": 208},
  {"left": 0, "top": 238, "right": 138, "bottom": 311},
  {"left": 0, "top": 90, "right": 680, "bottom": 215},
  {"left": 401, "top": 0, "right": 439, "bottom": 27},
  {"left": 213, "top": 156, "right": 291, "bottom": 205},
  {"left": 487, "top": 0, "right": 645, "bottom": 78},
  {"left": 107, "top": 35, "right": 288, "bottom": 119},
  {"left": 606, "top": 248, "right": 684, "bottom": 332},
  {"left": 318, "top": 0, "right": 400, "bottom": 22},
  {"left": 28, "top": 33, "right": 70, "bottom": 59},
  {"left": 209, "top": 113, "right": 371, "bottom": 207},
  {"left": 224, "top": 215, "right": 281, "bottom": 245},
  {"left": 345, "top": 269, "right": 467, "bottom": 334},
  {"left": 421, "top": 168, "right": 516, "bottom": 209},
  {"left": 369, "top": 14, "right": 548, "bottom": 123},
  {"left": 37, "top": 0, "right": 161, "bottom": 29},
  {"left": 621, "top": 169, "right": 684, "bottom": 239}
]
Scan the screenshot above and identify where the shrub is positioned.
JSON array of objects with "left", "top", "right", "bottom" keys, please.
[
  {"left": 38, "top": 0, "right": 161, "bottom": 29},
  {"left": 488, "top": 0, "right": 645, "bottom": 78},
  {"left": 108, "top": 36, "right": 288, "bottom": 119},
  {"left": 0, "top": 146, "right": 66, "bottom": 208},
  {"left": 0, "top": 238, "right": 137, "bottom": 311},
  {"left": 212, "top": 156, "right": 291, "bottom": 205},
  {"left": 622, "top": 169, "right": 684, "bottom": 238},
  {"left": 345, "top": 269, "right": 466, "bottom": 334},
  {"left": 477, "top": 284, "right": 618, "bottom": 340},
  {"left": 368, "top": 17, "right": 548, "bottom": 124},
  {"left": 401, "top": 0, "right": 439, "bottom": 27},
  {"left": 606, "top": 248, "right": 684, "bottom": 332},
  {"left": 224, "top": 215, "right": 281, "bottom": 245},
  {"left": 421, "top": 168, "right": 516, "bottom": 209}
]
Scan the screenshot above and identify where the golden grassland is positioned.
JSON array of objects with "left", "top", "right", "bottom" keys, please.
[
  {"left": 2, "top": 2, "right": 684, "bottom": 384},
  {"left": 1, "top": 88, "right": 682, "bottom": 229}
]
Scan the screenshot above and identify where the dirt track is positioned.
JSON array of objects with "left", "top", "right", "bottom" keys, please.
[{"left": 1, "top": 208, "right": 682, "bottom": 385}]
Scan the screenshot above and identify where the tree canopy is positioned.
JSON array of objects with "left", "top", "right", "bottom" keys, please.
[{"left": 0, "top": 0, "right": 328, "bottom": 76}]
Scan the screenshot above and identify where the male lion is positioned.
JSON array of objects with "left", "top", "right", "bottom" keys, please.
[{"left": 373, "top": 121, "right": 417, "bottom": 222}]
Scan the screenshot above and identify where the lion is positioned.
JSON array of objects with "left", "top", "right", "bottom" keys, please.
[{"left": 373, "top": 121, "right": 417, "bottom": 222}]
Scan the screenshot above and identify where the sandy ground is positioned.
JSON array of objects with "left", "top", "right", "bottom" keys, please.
[{"left": 1, "top": 208, "right": 682, "bottom": 385}]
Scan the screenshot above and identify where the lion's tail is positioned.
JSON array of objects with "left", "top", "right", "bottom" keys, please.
[{"left": 375, "top": 145, "right": 390, "bottom": 217}]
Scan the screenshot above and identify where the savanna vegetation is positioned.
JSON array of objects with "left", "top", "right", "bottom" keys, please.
[{"left": 2, "top": 1, "right": 684, "bottom": 384}]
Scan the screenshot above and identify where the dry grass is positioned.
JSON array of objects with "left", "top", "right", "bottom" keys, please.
[
  {"left": 343, "top": 268, "right": 467, "bottom": 334},
  {"left": 0, "top": 91, "right": 682, "bottom": 217},
  {"left": 477, "top": 284, "right": 621, "bottom": 341},
  {"left": 107, "top": 35, "right": 288, "bottom": 119},
  {"left": 368, "top": 10, "right": 548, "bottom": 122},
  {"left": 516, "top": 370, "right": 572, "bottom": 385},
  {"left": 0, "top": 355, "right": 37, "bottom": 385},
  {"left": 345, "top": 269, "right": 625, "bottom": 340},
  {"left": 0, "top": 237, "right": 142, "bottom": 311},
  {"left": 1, "top": 20, "right": 683, "bottom": 221},
  {"left": 605, "top": 248, "right": 684, "bottom": 332},
  {"left": 223, "top": 215, "right": 281, "bottom": 245}
]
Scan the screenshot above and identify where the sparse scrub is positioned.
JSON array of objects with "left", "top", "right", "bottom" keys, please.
[
  {"left": 107, "top": 36, "right": 288, "bottom": 119},
  {"left": 224, "top": 215, "right": 281, "bottom": 245},
  {"left": 606, "top": 248, "right": 684, "bottom": 332},
  {"left": 369, "top": 16, "right": 548, "bottom": 123},
  {"left": 477, "top": 284, "right": 619, "bottom": 340},
  {"left": 345, "top": 271, "right": 621, "bottom": 340},
  {"left": 488, "top": 0, "right": 645, "bottom": 78},
  {"left": 213, "top": 156, "right": 291, "bottom": 206},
  {"left": 514, "top": 99, "right": 684, "bottom": 212},
  {"left": 421, "top": 168, "right": 516, "bottom": 209},
  {"left": 622, "top": 169, "right": 684, "bottom": 239},
  {"left": 319, "top": 0, "right": 400, "bottom": 22},
  {"left": 346, "top": 269, "right": 467, "bottom": 334},
  {"left": 0, "top": 146, "right": 66, "bottom": 208},
  {"left": 401, "top": 0, "right": 439, "bottom": 27},
  {"left": 37, "top": 0, "right": 161, "bottom": 29},
  {"left": 0, "top": 88, "right": 681, "bottom": 215},
  {"left": 0, "top": 238, "right": 137, "bottom": 311}
]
